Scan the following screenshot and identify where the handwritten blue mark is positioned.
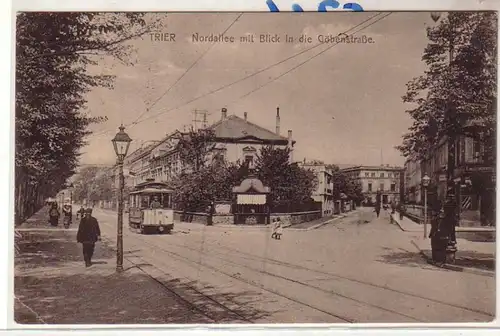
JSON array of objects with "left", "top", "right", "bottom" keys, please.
[
  {"left": 266, "top": 0, "right": 364, "bottom": 12},
  {"left": 343, "top": 3, "right": 364, "bottom": 11},
  {"left": 318, "top": 0, "right": 340, "bottom": 11},
  {"left": 266, "top": 0, "right": 280, "bottom": 11}
]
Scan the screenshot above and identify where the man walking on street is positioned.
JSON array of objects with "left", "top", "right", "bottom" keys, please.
[
  {"left": 374, "top": 190, "right": 382, "bottom": 218},
  {"left": 77, "top": 208, "right": 101, "bottom": 267}
]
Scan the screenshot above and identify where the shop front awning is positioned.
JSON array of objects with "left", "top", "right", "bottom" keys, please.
[{"left": 237, "top": 194, "right": 267, "bottom": 205}]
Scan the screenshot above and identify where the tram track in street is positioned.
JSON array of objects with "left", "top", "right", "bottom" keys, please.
[
  {"left": 122, "top": 234, "right": 357, "bottom": 323},
  {"left": 129, "top": 235, "right": 436, "bottom": 323},
  {"left": 120, "top": 251, "right": 255, "bottom": 324},
  {"left": 94, "top": 211, "right": 493, "bottom": 322},
  {"left": 164, "top": 233, "right": 495, "bottom": 318},
  {"left": 98, "top": 216, "right": 355, "bottom": 322}
]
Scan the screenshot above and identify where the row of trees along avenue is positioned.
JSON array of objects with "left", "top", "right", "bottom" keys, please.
[
  {"left": 70, "top": 165, "right": 130, "bottom": 207},
  {"left": 397, "top": 12, "right": 496, "bottom": 166},
  {"left": 15, "top": 13, "right": 161, "bottom": 224},
  {"left": 168, "top": 128, "right": 363, "bottom": 212}
]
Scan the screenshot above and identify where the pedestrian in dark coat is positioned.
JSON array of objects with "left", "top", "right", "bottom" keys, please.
[
  {"left": 76, "top": 206, "right": 85, "bottom": 220},
  {"left": 374, "top": 191, "right": 382, "bottom": 218},
  {"left": 48, "top": 202, "right": 60, "bottom": 227},
  {"left": 77, "top": 208, "right": 101, "bottom": 267}
]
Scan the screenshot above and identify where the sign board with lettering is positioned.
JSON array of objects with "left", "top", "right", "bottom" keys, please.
[{"left": 215, "top": 203, "right": 231, "bottom": 214}]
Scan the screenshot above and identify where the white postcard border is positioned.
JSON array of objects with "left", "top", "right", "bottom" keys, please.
[{"left": 2, "top": 0, "right": 499, "bottom": 334}]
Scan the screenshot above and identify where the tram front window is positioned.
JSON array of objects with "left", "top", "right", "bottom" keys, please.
[
  {"left": 150, "top": 195, "right": 162, "bottom": 209},
  {"left": 162, "top": 194, "right": 172, "bottom": 209},
  {"left": 141, "top": 196, "right": 149, "bottom": 208}
]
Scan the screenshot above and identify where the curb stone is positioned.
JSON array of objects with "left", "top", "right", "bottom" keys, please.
[
  {"left": 389, "top": 213, "right": 420, "bottom": 233},
  {"left": 410, "top": 240, "right": 494, "bottom": 277}
]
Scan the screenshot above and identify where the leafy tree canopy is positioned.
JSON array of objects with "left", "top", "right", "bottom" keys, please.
[
  {"left": 174, "top": 127, "right": 217, "bottom": 172},
  {"left": 255, "top": 146, "right": 317, "bottom": 205},
  {"left": 329, "top": 165, "right": 364, "bottom": 202},
  {"left": 397, "top": 12, "right": 496, "bottom": 162},
  {"left": 72, "top": 166, "right": 115, "bottom": 203},
  {"left": 15, "top": 13, "right": 161, "bottom": 221}
]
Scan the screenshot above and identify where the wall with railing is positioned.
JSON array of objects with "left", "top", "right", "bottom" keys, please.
[{"left": 173, "top": 210, "right": 322, "bottom": 226}]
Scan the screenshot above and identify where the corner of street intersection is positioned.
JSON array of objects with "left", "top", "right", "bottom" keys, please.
[{"left": 14, "top": 206, "right": 495, "bottom": 324}]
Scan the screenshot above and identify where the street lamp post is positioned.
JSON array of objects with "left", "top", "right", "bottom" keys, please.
[
  {"left": 430, "top": 12, "right": 458, "bottom": 263},
  {"left": 422, "top": 174, "right": 431, "bottom": 239},
  {"left": 112, "top": 125, "right": 132, "bottom": 273}
]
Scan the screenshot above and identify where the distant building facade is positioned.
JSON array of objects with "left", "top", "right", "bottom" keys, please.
[
  {"left": 298, "top": 161, "right": 334, "bottom": 216},
  {"left": 341, "top": 165, "right": 403, "bottom": 204},
  {"left": 404, "top": 156, "right": 422, "bottom": 204}
]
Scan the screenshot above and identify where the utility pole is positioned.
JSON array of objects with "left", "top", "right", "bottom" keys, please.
[{"left": 192, "top": 109, "right": 209, "bottom": 131}]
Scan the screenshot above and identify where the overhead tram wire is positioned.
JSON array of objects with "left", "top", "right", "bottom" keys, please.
[
  {"left": 230, "top": 12, "right": 392, "bottom": 104},
  {"left": 126, "top": 13, "right": 386, "bottom": 127},
  {"left": 129, "top": 13, "right": 244, "bottom": 127},
  {"left": 89, "top": 13, "right": 243, "bottom": 139},
  {"left": 90, "top": 13, "right": 385, "bottom": 136}
]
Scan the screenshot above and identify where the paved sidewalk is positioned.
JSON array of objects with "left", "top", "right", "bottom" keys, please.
[
  {"left": 285, "top": 210, "right": 360, "bottom": 230},
  {"left": 14, "top": 208, "right": 211, "bottom": 324},
  {"left": 389, "top": 211, "right": 423, "bottom": 232},
  {"left": 390, "top": 211, "right": 496, "bottom": 234},
  {"left": 388, "top": 211, "right": 495, "bottom": 276},
  {"left": 411, "top": 237, "right": 495, "bottom": 276}
]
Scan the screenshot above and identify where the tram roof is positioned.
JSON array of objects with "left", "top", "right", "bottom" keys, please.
[{"left": 130, "top": 187, "right": 174, "bottom": 195}]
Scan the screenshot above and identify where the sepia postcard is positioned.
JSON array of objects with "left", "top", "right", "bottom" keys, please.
[{"left": 13, "top": 11, "right": 496, "bottom": 325}]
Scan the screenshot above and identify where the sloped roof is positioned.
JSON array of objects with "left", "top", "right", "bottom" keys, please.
[{"left": 208, "top": 115, "right": 289, "bottom": 142}]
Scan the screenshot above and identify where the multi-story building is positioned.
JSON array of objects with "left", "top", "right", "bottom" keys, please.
[
  {"left": 421, "top": 132, "right": 495, "bottom": 226},
  {"left": 404, "top": 156, "right": 422, "bottom": 204},
  {"left": 122, "top": 141, "right": 160, "bottom": 187},
  {"left": 341, "top": 165, "right": 403, "bottom": 204},
  {"left": 124, "top": 107, "right": 295, "bottom": 187},
  {"left": 298, "top": 161, "right": 334, "bottom": 216}
]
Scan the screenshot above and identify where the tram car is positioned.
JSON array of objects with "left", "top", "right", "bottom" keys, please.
[{"left": 128, "top": 180, "right": 175, "bottom": 234}]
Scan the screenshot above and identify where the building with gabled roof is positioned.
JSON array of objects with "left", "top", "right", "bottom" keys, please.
[
  {"left": 207, "top": 107, "right": 295, "bottom": 168},
  {"left": 124, "top": 107, "right": 295, "bottom": 187}
]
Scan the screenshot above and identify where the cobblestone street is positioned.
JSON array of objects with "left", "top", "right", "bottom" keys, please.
[{"left": 15, "top": 207, "right": 495, "bottom": 324}]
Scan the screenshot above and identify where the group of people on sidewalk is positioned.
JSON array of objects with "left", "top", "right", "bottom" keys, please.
[
  {"left": 47, "top": 203, "right": 102, "bottom": 268},
  {"left": 47, "top": 201, "right": 76, "bottom": 228}
]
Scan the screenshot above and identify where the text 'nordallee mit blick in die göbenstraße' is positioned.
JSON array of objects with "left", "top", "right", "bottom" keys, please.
[{"left": 189, "top": 33, "right": 375, "bottom": 44}]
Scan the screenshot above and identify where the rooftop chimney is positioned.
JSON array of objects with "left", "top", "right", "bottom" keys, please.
[
  {"left": 276, "top": 107, "right": 281, "bottom": 134},
  {"left": 221, "top": 108, "right": 227, "bottom": 120},
  {"left": 244, "top": 112, "right": 248, "bottom": 121}
]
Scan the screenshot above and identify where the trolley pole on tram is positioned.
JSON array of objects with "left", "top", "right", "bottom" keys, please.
[{"left": 112, "top": 125, "right": 132, "bottom": 273}]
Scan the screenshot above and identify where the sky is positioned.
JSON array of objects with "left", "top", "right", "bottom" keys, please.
[{"left": 81, "top": 12, "right": 435, "bottom": 167}]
